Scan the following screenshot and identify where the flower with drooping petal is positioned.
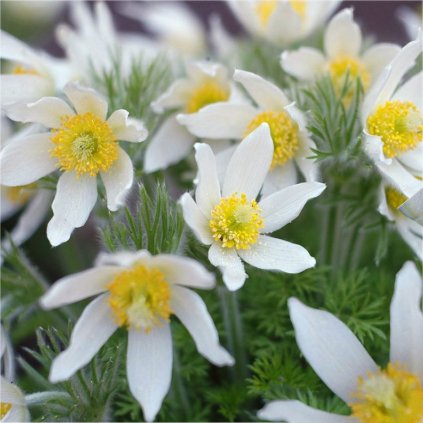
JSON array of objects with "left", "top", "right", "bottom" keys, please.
[
  {"left": 0, "top": 82, "right": 147, "bottom": 246},
  {"left": 259, "top": 261, "right": 423, "bottom": 423},
  {"left": 179, "top": 123, "right": 325, "bottom": 291},
  {"left": 227, "top": 0, "right": 341, "bottom": 46},
  {"left": 281, "top": 9, "right": 400, "bottom": 99},
  {"left": 378, "top": 181, "right": 423, "bottom": 260},
  {"left": 0, "top": 377, "right": 29, "bottom": 422},
  {"left": 362, "top": 35, "right": 423, "bottom": 198},
  {"left": 178, "top": 69, "right": 317, "bottom": 195},
  {"left": 144, "top": 61, "right": 242, "bottom": 173},
  {"left": 40, "top": 250, "right": 233, "bottom": 422}
]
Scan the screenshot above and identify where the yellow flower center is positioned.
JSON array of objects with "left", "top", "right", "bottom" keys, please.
[
  {"left": 4, "top": 183, "right": 36, "bottom": 205},
  {"left": 50, "top": 112, "right": 118, "bottom": 177},
  {"left": 185, "top": 79, "right": 230, "bottom": 114},
  {"left": 328, "top": 56, "right": 371, "bottom": 93},
  {"left": 209, "top": 193, "right": 264, "bottom": 249},
  {"left": 107, "top": 264, "right": 172, "bottom": 332},
  {"left": 367, "top": 100, "right": 423, "bottom": 158},
  {"left": 256, "top": 0, "right": 306, "bottom": 26},
  {"left": 385, "top": 187, "right": 408, "bottom": 212},
  {"left": 350, "top": 363, "right": 423, "bottom": 423},
  {"left": 12, "top": 65, "right": 39, "bottom": 75},
  {"left": 244, "top": 110, "right": 300, "bottom": 168},
  {"left": 0, "top": 402, "right": 12, "bottom": 419}
]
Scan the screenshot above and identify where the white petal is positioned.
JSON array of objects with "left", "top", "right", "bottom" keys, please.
[
  {"left": 398, "top": 142, "right": 423, "bottom": 175},
  {"left": 261, "top": 161, "right": 298, "bottom": 197},
  {"left": 49, "top": 294, "right": 117, "bottom": 383},
  {"left": 396, "top": 218, "right": 423, "bottom": 261},
  {"left": 144, "top": 115, "right": 194, "bottom": 173},
  {"left": 378, "top": 184, "right": 395, "bottom": 221},
  {"left": 171, "top": 285, "right": 234, "bottom": 366},
  {"left": 1, "top": 190, "right": 23, "bottom": 222},
  {"left": 390, "top": 261, "right": 423, "bottom": 379},
  {"left": 0, "top": 376, "right": 26, "bottom": 405},
  {"left": 47, "top": 173, "right": 98, "bottom": 246},
  {"left": 258, "top": 400, "right": 351, "bottom": 423},
  {"left": 95, "top": 250, "right": 151, "bottom": 267},
  {"left": 127, "top": 325, "right": 172, "bottom": 423},
  {"left": 222, "top": 123, "right": 273, "bottom": 199},
  {"left": 295, "top": 138, "right": 320, "bottom": 183},
  {"left": 64, "top": 82, "right": 108, "bottom": 120},
  {"left": 324, "top": 9, "right": 361, "bottom": 59},
  {"left": 4, "top": 404, "right": 30, "bottom": 423},
  {"left": 281, "top": 47, "right": 326, "bottom": 81},
  {"left": 233, "top": 69, "right": 290, "bottom": 109},
  {"left": 288, "top": 297, "right": 378, "bottom": 403},
  {"left": 4, "top": 97, "right": 74, "bottom": 128},
  {"left": 399, "top": 188, "right": 423, "bottom": 225},
  {"left": 177, "top": 103, "right": 256, "bottom": 139},
  {"left": 260, "top": 182, "right": 326, "bottom": 233},
  {"left": 362, "top": 131, "right": 391, "bottom": 164},
  {"left": 107, "top": 109, "right": 148, "bottom": 142},
  {"left": 150, "top": 254, "right": 215, "bottom": 289},
  {"left": 186, "top": 61, "right": 229, "bottom": 84},
  {"left": 40, "top": 266, "right": 121, "bottom": 309},
  {"left": 238, "top": 235, "right": 315, "bottom": 273},
  {"left": 152, "top": 79, "right": 192, "bottom": 113},
  {"left": 0, "top": 133, "right": 56, "bottom": 186},
  {"left": 179, "top": 193, "right": 213, "bottom": 245},
  {"left": 194, "top": 143, "right": 221, "bottom": 216},
  {"left": 0, "top": 75, "right": 53, "bottom": 106},
  {"left": 101, "top": 147, "right": 133, "bottom": 212},
  {"left": 392, "top": 71, "right": 422, "bottom": 110},
  {"left": 208, "top": 242, "right": 247, "bottom": 291},
  {"left": 266, "top": 2, "right": 303, "bottom": 46},
  {"left": 361, "top": 43, "right": 401, "bottom": 81}
]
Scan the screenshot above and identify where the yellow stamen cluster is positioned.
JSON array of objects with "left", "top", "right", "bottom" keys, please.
[
  {"left": 0, "top": 402, "right": 12, "bottom": 419},
  {"left": 350, "top": 363, "right": 423, "bottom": 423},
  {"left": 107, "top": 264, "right": 172, "bottom": 332},
  {"left": 367, "top": 101, "right": 423, "bottom": 158},
  {"left": 209, "top": 193, "right": 264, "bottom": 249},
  {"left": 385, "top": 187, "right": 408, "bottom": 212},
  {"left": 244, "top": 111, "right": 300, "bottom": 168},
  {"left": 50, "top": 112, "right": 118, "bottom": 177},
  {"left": 12, "top": 65, "right": 39, "bottom": 75},
  {"left": 256, "top": 0, "right": 306, "bottom": 26},
  {"left": 185, "top": 79, "right": 230, "bottom": 114},
  {"left": 289, "top": 0, "right": 306, "bottom": 18},
  {"left": 4, "top": 183, "right": 36, "bottom": 205}
]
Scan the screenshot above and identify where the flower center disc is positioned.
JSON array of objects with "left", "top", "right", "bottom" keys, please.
[
  {"left": 186, "top": 79, "right": 230, "bottom": 114},
  {"left": 350, "top": 363, "right": 423, "bottom": 423},
  {"left": 367, "top": 100, "right": 423, "bottom": 158},
  {"left": 244, "top": 110, "right": 300, "bottom": 168},
  {"left": 0, "top": 402, "right": 12, "bottom": 419},
  {"left": 107, "top": 264, "right": 172, "bottom": 332},
  {"left": 209, "top": 193, "right": 264, "bottom": 249},
  {"left": 50, "top": 112, "right": 118, "bottom": 176}
]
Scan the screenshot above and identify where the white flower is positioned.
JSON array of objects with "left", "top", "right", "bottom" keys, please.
[
  {"left": 0, "top": 377, "right": 29, "bottom": 422},
  {"left": 178, "top": 69, "right": 317, "bottom": 195},
  {"left": 39, "top": 250, "right": 233, "bottom": 422},
  {"left": 281, "top": 9, "right": 400, "bottom": 95},
  {"left": 0, "top": 82, "right": 147, "bottom": 246},
  {"left": 0, "top": 30, "right": 71, "bottom": 106},
  {"left": 144, "top": 61, "right": 241, "bottom": 173},
  {"left": 179, "top": 123, "right": 325, "bottom": 291},
  {"left": 1, "top": 324, "right": 14, "bottom": 381},
  {"left": 399, "top": 188, "right": 423, "bottom": 226},
  {"left": 227, "top": 0, "right": 341, "bottom": 46},
  {"left": 259, "top": 261, "right": 423, "bottom": 423},
  {"left": 378, "top": 182, "right": 423, "bottom": 260},
  {"left": 361, "top": 36, "right": 423, "bottom": 198}
]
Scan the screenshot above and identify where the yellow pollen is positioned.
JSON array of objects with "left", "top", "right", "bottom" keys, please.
[
  {"left": 185, "top": 79, "right": 230, "bottom": 114},
  {"left": 385, "top": 187, "right": 408, "bottom": 212},
  {"left": 350, "top": 363, "right": 423, "bottom": 423},
  {"left": 256, "top": 1, "right": 306, "bottom": 26},
  {"left": 4, "top": 183, "right": 36, "bottom": 205},
  {"left": 209, "top": 193, "right": 264, "bottom": 249},
  {"left": 0, "top": 402, "right": 12, "bottom": 419},
  {"left": 50, "top": 112, "right": 118, "bottom": 177},
  {"left": 107, "top": 264, "right": 172, "bottom": 332},
  {"left": 244, "top": 111, "right": 300, "bottom": 168},
  {"left": 367, "top": 100, "right": 423, "bottom": 158},
  {"left": 12, "top": 65, "right": 39, "bottom": 75}
]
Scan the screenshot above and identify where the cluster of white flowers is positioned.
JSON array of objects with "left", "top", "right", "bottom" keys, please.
[{"left": 0, "top": 1, "right": 422, "bottom": 422}]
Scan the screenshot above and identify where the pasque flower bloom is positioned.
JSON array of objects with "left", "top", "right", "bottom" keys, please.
[
  {"left": 259, "top": 261, "right": 423, "bottom": 423},
  {"left": 40, "top": 250, "right": 233, "bottom": 422},
  {"left": 0, "top": 377, "right": 29, "bottom": 423},
  {"left": 179, "top": 123, "right": 325, "bottom": 291},
  {"left": 1, "top": 82, "right": 147, "bottom": 246}
]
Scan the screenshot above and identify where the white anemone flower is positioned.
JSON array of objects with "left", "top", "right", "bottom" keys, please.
[
  {"left": 0, "top": 82, "right": 147, "bottom": 246},
  {"left": 40, "top": 250, "right": 234, "bottom": 422},
  {"left": 259, "top": 261, "right": 423, "bottom": 423},
  {"left": 378, "top": 182, "right": 423, "bottom": 260},
  {"left": 0, "top": 30, "right": 71, "bottom": 106},
  {"left": 227, "top": 0, "right": 341, "bottom": 46},
  {"left": 0, "top": 377, "right": 29, "bottom": 422},
  {"left": 361, "top": 36, "right": 423, "bottom": 198},
  {"left": 179, "top": 123, "right": 325, "bottom": 291},
  {"left": 178, "top": 69, "right": 318, "bottom": 195},
  {"left": 144, "top": 61, "right": 241, "bottom": 173},
  {"left": 281, "top": 9, "right": 400, "bottom": 96}
]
